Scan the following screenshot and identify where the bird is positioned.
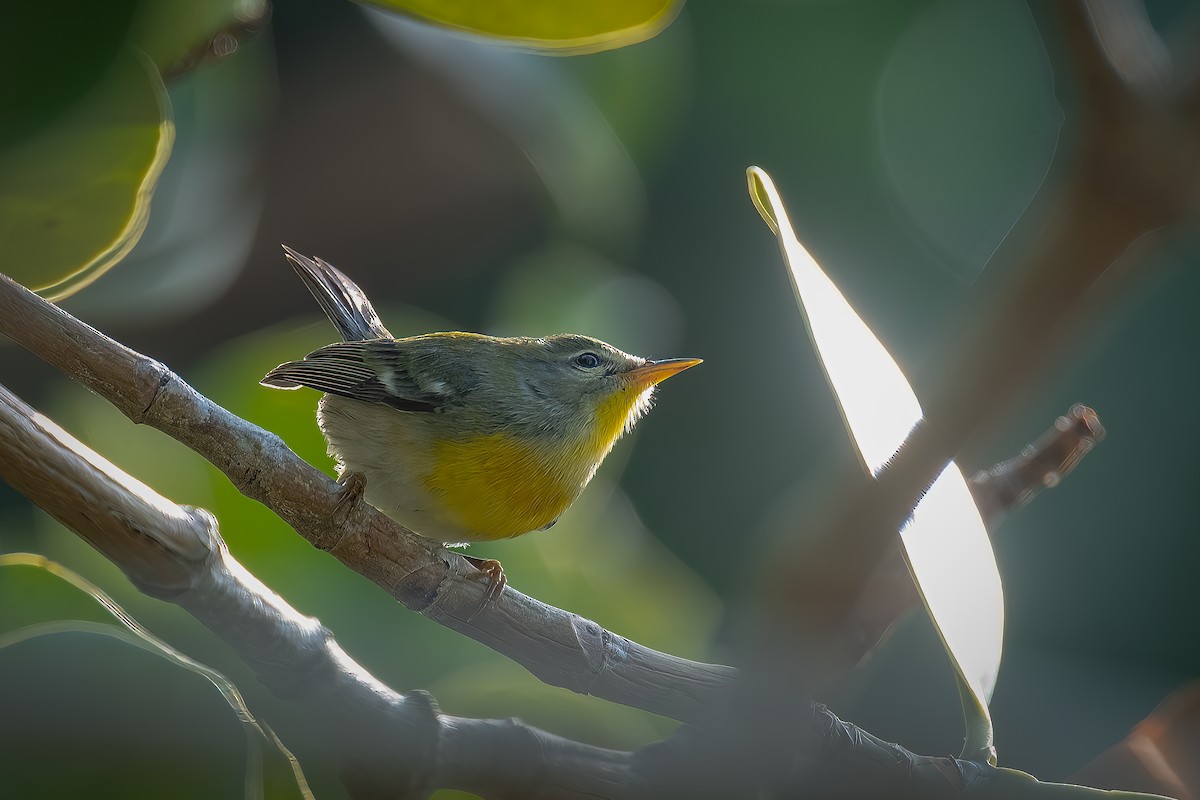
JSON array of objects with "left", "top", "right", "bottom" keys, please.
[{"left": 261, "top": 245, "right": 700, "bottom": 599}]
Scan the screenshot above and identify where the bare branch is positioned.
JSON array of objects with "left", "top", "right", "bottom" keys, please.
[
  {"left": 1, "top": 378, "right": 1161, "bottom": 798},
  {"left": 0, "top": 1, "right": 1187, "bottom": 796},
  {"left": 968, "top": 403, "right": 1105, "bottom": 528},
  {"left": 0, "top": 269, "right": 1101, "bottom": 730},
  {"left": 696, "top": 1, "right": 1200, "bottom": 792},
  {"left": 756, "top": 0, "right": 1200, "bottom": 686},
  {"left": 0, "top": 271, "right": 734, "bottom": 726},
  {"left": 1072, "top": 680, "right": 1200, "bottom": 799},
  {"left": 0, "top": 380, "right": 638, "bottom": 799}
]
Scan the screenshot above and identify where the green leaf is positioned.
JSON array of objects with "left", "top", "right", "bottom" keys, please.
[
  {"left": 0, "top": 554, "right": 314, "bottom": 799},
  {"left": 358, "top": 0, "right": 682, "bottom": 54},
  {"left": 0, "top": 51, "right": 174, "bottom": 299},
  {"left": 0, "top": 1, "right": 140, "bottom": 151}
]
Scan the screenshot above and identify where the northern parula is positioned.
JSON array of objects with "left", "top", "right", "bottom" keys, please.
[{"left": 262, "top": 247, "right": 699, "bottom": 585}]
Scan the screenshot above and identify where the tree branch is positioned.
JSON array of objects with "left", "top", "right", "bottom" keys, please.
[
  {"left": 698, "top": 0, "right": 1200, "bottom": 793},
  {"left": 838, "top": 403, "right": 1105, "bottom": 681},
  {"left": 755, "top": 0, "right": 1200, "bottom": 699},
  {"left": 0, "top": 380, "right": 1166, "bottom": 799},
  {"left": 0, "top": 268, "right": 1100, "bottom": 727},
  {"left": 0, "top": 270, "right": 735, "bottom": 726},
  {"left": 0, "top": 2, "right": 1187, "bottom": 796},
  {"left": 0, "top": 380, "right": 634, "bottom": 799}
]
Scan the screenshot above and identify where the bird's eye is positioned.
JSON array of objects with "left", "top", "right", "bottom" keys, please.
[{"left": 574, "top": 352, "right": 601, "bottom": 369}]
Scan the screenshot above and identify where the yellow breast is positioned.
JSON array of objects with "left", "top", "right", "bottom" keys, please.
[
  {"left": 424, "top": 433, "right": 581, "bottom": 540},
  {"left": 424, "top": 386, "right": 649, "bottom": 541}
]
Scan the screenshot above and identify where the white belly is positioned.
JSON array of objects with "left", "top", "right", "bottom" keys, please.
[{"left": 317, "top": 395, "right": 480, "bottom": 545}]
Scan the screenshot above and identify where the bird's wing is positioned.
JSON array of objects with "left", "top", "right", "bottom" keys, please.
[
  {"left": 282, "top": 245, "right": 393, "bottom": 342},
  {"left": 261, "top": 340, "right": 453, "bottom": 413}
]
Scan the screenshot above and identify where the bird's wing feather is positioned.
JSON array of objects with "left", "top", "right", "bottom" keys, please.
[{"left": 261, "top": 341, "right": 450, "bottom": 413}]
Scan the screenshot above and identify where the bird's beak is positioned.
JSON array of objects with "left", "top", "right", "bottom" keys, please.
[{"left": 624, "top": 358, "right": 703, "bottom": 388}]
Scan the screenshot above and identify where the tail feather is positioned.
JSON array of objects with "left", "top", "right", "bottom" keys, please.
[{"left": 281, "top": 244, "right": 392, "bottom": 342}]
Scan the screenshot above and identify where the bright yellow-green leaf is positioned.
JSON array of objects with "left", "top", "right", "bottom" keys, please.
[
  {"left": 358, "top": 0, "right": 682, "bottom": 54},
  {"left": 0, "top": 51, "right": 173, "bottom": 299}
]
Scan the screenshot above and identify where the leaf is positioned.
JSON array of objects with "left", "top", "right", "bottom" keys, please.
[
  {"left": 0, "top": 50, "right": 174, "bottom": 299},
  {"left": 748, "top": 166, "right": 1003, "bottom": 763},
  {"left": 0, "top": 553, "right": 313, "bottom": 799},
  {"left": 357, "top": 0, "right": 682, "bottom": 54},
  {"left": 747, "top": 167, "right": 921, "bottom": 476},
  {"left": 0, "top": 1, "right": 140, "bottom": 151}
]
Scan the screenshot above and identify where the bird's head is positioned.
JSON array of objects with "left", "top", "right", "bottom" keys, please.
[{"left": 510, "top": 334, "right": 701, "bottom": 443}]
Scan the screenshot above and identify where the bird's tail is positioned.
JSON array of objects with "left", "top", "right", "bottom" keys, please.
[{"left": 281, "top": 244, "right": 392, "bottom": 342}]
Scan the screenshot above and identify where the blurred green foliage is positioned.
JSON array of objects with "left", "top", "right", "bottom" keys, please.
[
  {"left": 356, "top": 0, "right": 680, "bottom": 54},
  {"left": 0, "top": 293, "right": 718, "bottom": 796},
  {"left": 0, "top": 0, "right": 268, "bottom": 297},
  {"left": 0, "top": 2, "right": 139, "bottom": 151},
  {"left": 877, "top": 0, "right": 1059, "bottom": 278},
  {"left": 2, "top": 0, "right": 1199, "bottom": 797},
  {"left": 0, "top": 52, "right": 172, "bottom": 297},
  {"left": 0, "top": 555, "right": 313, "bottom": 798},
  {"left": 60, "top": 40, "right": 275, "bottom": 331}
]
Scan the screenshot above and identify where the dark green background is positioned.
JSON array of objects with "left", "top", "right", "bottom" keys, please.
[{"left": 1, "top": 1, "right": 1197, "bottom": 797}]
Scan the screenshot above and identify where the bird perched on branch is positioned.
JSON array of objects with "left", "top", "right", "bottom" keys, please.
[{"left": 262, "top": 246, "right": 700, "bottom": 598}]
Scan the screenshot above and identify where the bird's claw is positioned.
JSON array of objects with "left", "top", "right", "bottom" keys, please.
[
  {"left": 462, "top": 556, "right": 507, "bottom": 620},
  {"left": 333, "top": 471, "right": 367, "bottom": 526}
]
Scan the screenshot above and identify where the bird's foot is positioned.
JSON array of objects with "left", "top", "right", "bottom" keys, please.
[
  {"left": 462, "top": 555, "right": 507, "bottom": 620},
  {"left": 333, "top": 471, "right": 367, "bottom": 526}
]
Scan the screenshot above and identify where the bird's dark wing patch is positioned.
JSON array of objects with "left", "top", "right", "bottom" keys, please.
[{"left": 261, "top": 341, "right": 446, "bottom": 413}]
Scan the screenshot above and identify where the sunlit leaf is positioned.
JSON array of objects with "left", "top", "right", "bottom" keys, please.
[
  {"left": 357, "top": 0, "right": 682, "bottom": 54},
  {"left": 905, "top": 463, "right": 1002, "bottom": 759},
  {"left": 0, "top": 51, "right": 174, "bottom": 299},
  {"left": 748, "top": 166, "right": 1002, "bottom": 762},
  {"left": 748, "top": 170, "right": 919, "bottom": 475}
]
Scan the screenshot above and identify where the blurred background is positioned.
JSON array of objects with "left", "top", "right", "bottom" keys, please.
[{"left": 1, "top": 0, "right": 1198, "bottom": 797}]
